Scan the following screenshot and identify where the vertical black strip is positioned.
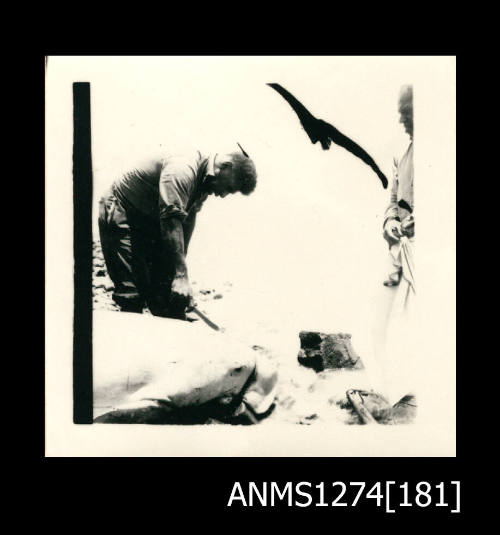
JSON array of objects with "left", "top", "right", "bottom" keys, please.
[{"left": 73, "top": 82, "right": 93, "bottom": 424}]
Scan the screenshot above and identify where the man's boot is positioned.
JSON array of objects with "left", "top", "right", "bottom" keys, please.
[{"left": 120, "top": 303, "right": 143, "bottom": 313}]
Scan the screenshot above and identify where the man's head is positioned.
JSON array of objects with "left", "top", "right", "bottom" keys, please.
[
  {"left": 398, "top": 85, "right": 413, "bottom": 140},
  {"left": 207, "top": 152, "right": 257, "bottom": 198}
]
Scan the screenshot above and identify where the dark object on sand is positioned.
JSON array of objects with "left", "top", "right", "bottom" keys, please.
[
  {"left": 267, "top": 83, "right": 389, "bottom": 189},
  {"left": 346, "top": 389, "right": 379, "bottom": 424},
  {"left": 346, "top": 389, "right": 417, "bottom": 425},
  {"left": 297, "top": 331, "right": 363, "bottom": 372},
  {"left": 391, "top": 394, "right": 417, "bottom": 424}
]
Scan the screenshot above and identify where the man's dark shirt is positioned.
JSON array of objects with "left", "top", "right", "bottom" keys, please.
[{"left": 111, "top": 150, "right": 214, "bottom": 223}]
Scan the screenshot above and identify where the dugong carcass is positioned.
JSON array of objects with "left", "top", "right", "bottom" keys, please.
[{"left": 92, "top": 311, "right": 278, "bottom": 424}]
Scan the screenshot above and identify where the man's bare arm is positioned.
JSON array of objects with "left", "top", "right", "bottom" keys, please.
[
  {"left": 160, "top": 217, "right": 188, "bottom": 276},
  {"left": 160, "top": 217, "right": 193, "bottom": 307}
]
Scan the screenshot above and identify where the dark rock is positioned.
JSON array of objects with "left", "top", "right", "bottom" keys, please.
[
  {"left": 213, "top": 294, "right": 223, "bottom": 299},
  {"left": 297, "top": 331, "right": 363, "bottom": 371}
]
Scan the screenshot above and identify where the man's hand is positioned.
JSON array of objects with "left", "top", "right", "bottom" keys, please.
[
  {"left": 384, "top": 219, "right": 403, "bottom": 241},
  {"left": 160, "top": 217, "right": 196, "bottom": 314},
  {"left": 401, "top": 214, "right": 415, "bottom": 238},
  {"left": 170, "top": 274, "right": 194, "bottom": 311}
]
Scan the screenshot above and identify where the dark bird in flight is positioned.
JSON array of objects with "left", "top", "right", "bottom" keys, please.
[{"left": 267, "top": 83, "right": 389, "bottom": 189}]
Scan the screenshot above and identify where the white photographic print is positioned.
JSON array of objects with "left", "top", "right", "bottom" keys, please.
[{"left": 45, "top": 56, "right": 456, "bottom": 456}]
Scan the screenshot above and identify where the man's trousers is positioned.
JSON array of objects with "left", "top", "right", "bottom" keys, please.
[{"left": 98, "top": 192, "right": 184, "bottom": 318}]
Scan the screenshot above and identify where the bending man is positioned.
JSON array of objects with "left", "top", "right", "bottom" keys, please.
[{"left": 98, "top": 146, "right": 257, "bottom": 319}]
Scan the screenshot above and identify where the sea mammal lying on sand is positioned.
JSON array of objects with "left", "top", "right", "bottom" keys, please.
[{"left": 93, "top": 311, "right": 278, "bottom": 424}]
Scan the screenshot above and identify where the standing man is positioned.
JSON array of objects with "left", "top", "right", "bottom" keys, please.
[
  {"left": 382, "top": 85, "right": 414, "bottom": 286},
  {"left": 376, "top": 84, "right": 416, "bottom": 416},
  {"left": 348, "top": 86, "right": 417, "bottom": 424},
  {"left": 98, "top": 146, "right": 257, "bottom": 319}
]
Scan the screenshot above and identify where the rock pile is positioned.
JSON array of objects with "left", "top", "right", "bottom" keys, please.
[{"left": 297, "top": 331, "right": 363, "bottom": 372}]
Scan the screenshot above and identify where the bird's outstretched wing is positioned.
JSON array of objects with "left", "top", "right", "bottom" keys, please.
[
  {"left": 317, "top": 119, "right": 389, "bottom": 189},
  {"left": 267, "top": 84, "right": 316, "bottom": 128},
  {"left": 267, "top": 83, "right": 332, "bottom": 151},
  {"left": 267, "top": 83, "right": 388, "bottom": 189}
]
